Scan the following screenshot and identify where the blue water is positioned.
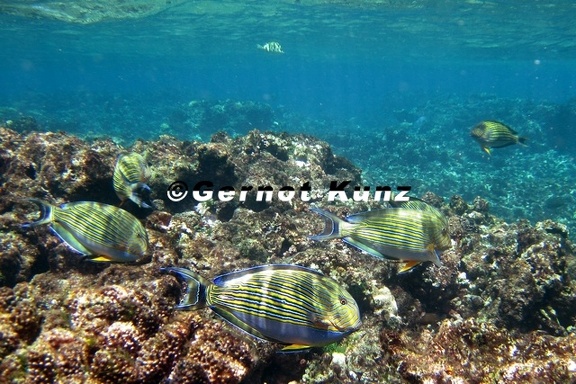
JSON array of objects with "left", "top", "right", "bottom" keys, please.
[{"left": 1, "top": 1, "right": 575, "bottom": 234}]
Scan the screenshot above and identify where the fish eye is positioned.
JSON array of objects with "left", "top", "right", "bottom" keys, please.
[{"left": 339, "top": 297, "right": 347, "bottom": 305}]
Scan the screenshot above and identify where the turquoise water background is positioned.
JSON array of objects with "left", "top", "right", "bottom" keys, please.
[{"left": 0, "top": 1, "right": 575, "bottom": 234}]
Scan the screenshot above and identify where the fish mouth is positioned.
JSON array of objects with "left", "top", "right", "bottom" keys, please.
[{"left": 350, "top": 318, "right": 362, "bottom": 332}]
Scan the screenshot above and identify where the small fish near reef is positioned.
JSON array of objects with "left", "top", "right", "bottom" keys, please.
[
  {"left": 309, "top": 200, "right": 451, "bottom": 272},
  {"left": 162, "top": 264, "right": 361, "bottom": 351},
  {"left": 470, "top": 120, "right": 527, "bottom": 155},
  {"left": 257, "top": 41, "right": 284, "bottom": 53},
  {"left": 22, "top": 199, "right": 148, "bottom": 262},
  {"left": 113, "top": 152, "right": 154, "bottom": 208}
]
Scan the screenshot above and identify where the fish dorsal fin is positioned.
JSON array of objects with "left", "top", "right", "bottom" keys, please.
[
  {"left": 388, "top": 197, "right": 430, "bottom": 210},
  {"left": 345, "top": 209, "right": 392, "bottom": 223},
  {"left": 213, "top": 264, "right": 324, "bottom": 286},
  {"left": 497, "top": 121, "right": 518, "bottom": 135}
]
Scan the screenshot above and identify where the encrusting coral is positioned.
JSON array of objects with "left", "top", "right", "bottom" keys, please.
[{"left": 0, "top": 125, "right": 574, "bottom": 383}]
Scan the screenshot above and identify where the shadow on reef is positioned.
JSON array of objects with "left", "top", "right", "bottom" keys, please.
[{"left": 0, "top": 126, "right": 575, "bottom": 383}]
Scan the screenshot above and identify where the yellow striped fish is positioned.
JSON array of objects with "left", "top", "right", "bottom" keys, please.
[
  {"left": 113, "top": 152, "right": 154, "bottom": 208},
  {"left": 162, "top": 264, "right": 361, "bottom": 351},
  {"left": 22, "top": 199, "right": 148, "bottom": 262},
  {"left": 310, "top": 201, "right": 451, "bottom": 272},
  {"left": 470, "top": 120, "right": 527, "bottom": 155}
]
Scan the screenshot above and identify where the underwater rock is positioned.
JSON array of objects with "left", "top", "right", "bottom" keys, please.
[{"left": 0, "top": 125, "right": 574, "bottom": 382}]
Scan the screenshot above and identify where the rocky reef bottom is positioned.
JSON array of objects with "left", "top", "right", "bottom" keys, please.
[{"left": 0, "top": 126, "right": 575, "bottom": 383}]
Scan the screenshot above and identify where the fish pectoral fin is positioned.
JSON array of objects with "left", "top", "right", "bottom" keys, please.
[
  {"left": 309, "top": 313, "right": 332, "bottom": 329},
  {"left": 51, "top": 223, "right": 92, "bottom": 255},
  {"left": 281, "top": 344, "right": 313, "bottom": 352},
  {"left": 398, "top": 260, "right": 422, "bottom": 273},
  {"left": 343, "top": 237, "right": 386, "bottom": 259}
]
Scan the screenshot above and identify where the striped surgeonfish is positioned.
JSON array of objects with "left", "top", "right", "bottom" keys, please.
[
  {"left": 22, "top": 199, "right": 148, "bottom": 262},
  {"left": 470, "top": 120, "right": 527, "bottom": 155},
  {"left": 113, "top": 152, "right": 154, "bottom": 208},
  {"left": 309, "top": 200, "right": 451, "bottom": 272},
  {"left": 161, "top": 264, "right": 361, "bottom": 351}
]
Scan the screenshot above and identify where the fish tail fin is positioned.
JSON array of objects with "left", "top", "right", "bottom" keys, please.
[
  {"left": 517, "top": 136, "right": 528, "bottom": 146},
  {"left": 21, "top": 198, "right": 55, "bottom": 228},
  {"left": 308, "top": 206, "right": 345, "bottom": 241},
  {"left": 161, "top": 267, "right": 210, "bottom": 310}
]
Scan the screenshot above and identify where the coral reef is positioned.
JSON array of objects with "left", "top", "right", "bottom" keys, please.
[{"left": 0, "top": 125, "right": 575, "bottom": 383}]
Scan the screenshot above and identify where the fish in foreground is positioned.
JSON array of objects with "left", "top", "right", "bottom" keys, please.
[
  {"left": 113, "top": 152, "right": 154, "bottom": 208},
  {"left": 309, "top": 201, "right": 451, "bottom": 272},
  {"left": 257, "top": 41, "right": 284, "bottom": 53},
  {"left": 470, "top": 120, "right": 527, "bottom": 155},
  {"left": 161, "top": 264, "right": 361, "bottom": 351},
  {"left": 22, "top": 199, "right": 148, "bottom": 262}
]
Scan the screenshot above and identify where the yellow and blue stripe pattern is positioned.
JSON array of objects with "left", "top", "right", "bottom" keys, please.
[
  {"left": 470, "top": 120, "right": 527, "bottom": 155},
  {"left": 310, "top": 201, "right": 451, "bottom": 272},
  {"left": 162, "top": 264, "right": 361, "bottom": 351},
  {"left": 113, "top": 152, "right": 153, "bottom": 208},
  {"left": 23, "top": 199, "right": 148, "bottom": 262}
]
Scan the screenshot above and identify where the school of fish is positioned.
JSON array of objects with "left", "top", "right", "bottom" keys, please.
[{"left": 21, "top": 118, "right": 530, "bottom": 350}]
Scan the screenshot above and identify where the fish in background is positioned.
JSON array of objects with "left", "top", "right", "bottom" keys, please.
[
  {"left": 257, "top": 41, "right": 284, "bottom": 53},
  {"left": 470, "top": 120, "right": 527, "bottom": 155},
  {"left": 113, "top": 152, "right": 154, "bottom": 208},
  {"left": 22, "top": 199, "right": 148, "bottom": 263},
  {"left": 309, "top": 200, "right": 451, "bottom": 272},
  {"left": 162, "top": 264, "right": 361, "bottom": 351}
]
